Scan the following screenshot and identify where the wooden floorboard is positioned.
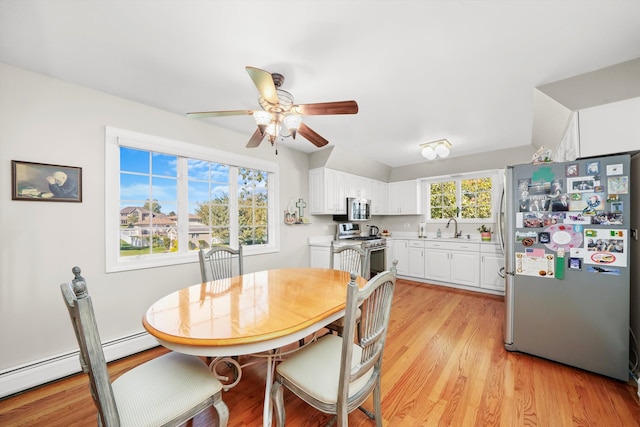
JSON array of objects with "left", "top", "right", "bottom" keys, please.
[{"left": 1, "top": 279, "right": 638, "bottom": 426}]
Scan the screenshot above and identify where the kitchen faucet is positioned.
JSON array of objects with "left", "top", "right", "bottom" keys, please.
[{"left": 446, "top": 217, "right": 461, "bottom": 238}]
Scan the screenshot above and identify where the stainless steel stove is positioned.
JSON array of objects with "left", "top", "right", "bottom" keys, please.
[{"left": 335, "top": 223, "right": 387, "bottom": 277}]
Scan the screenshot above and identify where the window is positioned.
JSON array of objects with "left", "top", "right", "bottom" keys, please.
[
  {"left": 106, "top": 127, "right": 279, "bottom": 272},
  {"left": 425, "top": 170, "right": 501, "bottom": 222}
]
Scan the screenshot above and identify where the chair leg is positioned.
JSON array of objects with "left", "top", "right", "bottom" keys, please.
[
  {"left": 373, "top": 375, "right": 383, "bottom": 427},
  {"left": 213, "top": 392, "right": 230, "bottom": 427},
  {"left": 271, "top": 380, "right": 286, "bottom": 427}
]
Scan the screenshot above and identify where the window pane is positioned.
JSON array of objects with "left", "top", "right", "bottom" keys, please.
[
  {"left": 120, "top": 147, "right": 149, "bottom": 173},
  {"left": 238, "top": 168, "right": 269, "bottom": 247},
  {"left": 152, "top": 153, "right": 177, "bottom": 177},
  {"left": 120, "top": 173, "right": 150, "bottom": 201},
  {"left": 430, "top": 181, "right": 456, "bottom": 219},
  {"left": 460, "top": 177, "right": 492, "bottom": 219},
  {"left": 187, "top": 160, "right": 231, "bottom": 250}
]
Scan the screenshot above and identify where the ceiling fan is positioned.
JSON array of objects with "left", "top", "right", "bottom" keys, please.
[{"left": 187, "top": 66, "right": 359, "bottom": 151}]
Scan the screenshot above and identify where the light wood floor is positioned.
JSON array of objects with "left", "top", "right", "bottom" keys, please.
[{"left": 1, "top": 279, "right": 638, "bottom": 426}]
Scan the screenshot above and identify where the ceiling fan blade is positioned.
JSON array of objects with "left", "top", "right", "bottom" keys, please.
[
  {"left": 298, "top": 122, "right": 329, "bottom": 147},
  {"left": 246, "top": 66, "right": 279, "bottom": 105},
  {"left": 294, "top": 100, "right": 358, "bottom": 116},
  {"left": 187, "top": 110, "right": 254, "bottom": 119},
  {"left": 246, "top": 128, "right": 265, "bottom": 148}
]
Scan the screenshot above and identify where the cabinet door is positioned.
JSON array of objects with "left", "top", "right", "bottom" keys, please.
[
  {"left": 326, "top": 169, "right": 346, "bottom": 214},
  {"left": 309, "top": 246, "right": 330, "bottom": 269},
  {"left": 424, "top": 249, "right": 450, "bottom": 281},
  {"left": 408, "top": 246, "right": 425, "bottom": 277},
  {"left": 308, "top": 168, "right": 325, "bottom": 214},
  {"left": 387, "top": 180, "right": 421, "bottom": 215},
  {"left": 450, "top": 251, "right": 479, "bottom": 287},
  {"left": 371, "top": 180, "right": 388, "bottom": 215},
  {"left": 392, "top": 240, "right": 409, "bottom": 276},
  {"left": 481, "top": 253, "right": 505, "bottom": 291}
]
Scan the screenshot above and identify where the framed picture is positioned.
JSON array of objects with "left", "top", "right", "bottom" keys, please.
[
  {"left": 12, "top": 160, "right": 82, "bottom": 202},
  {"left": 565, "top": 163, "right": 578, "bottom": 177},
  {"left": 585, "top": 160, "right": 600, "bottom": 175}
]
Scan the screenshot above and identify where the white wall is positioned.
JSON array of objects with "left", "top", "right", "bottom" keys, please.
[{"left": 0, "top": 63, "right": 338, "bottom": 395}]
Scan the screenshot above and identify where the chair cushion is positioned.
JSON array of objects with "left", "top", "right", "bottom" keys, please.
[
  {"left": 112, "top": 351, "right": 223, "bottom": 427},
  {"left": 276, "top": 334, "right": 374, "bottom": 405}
]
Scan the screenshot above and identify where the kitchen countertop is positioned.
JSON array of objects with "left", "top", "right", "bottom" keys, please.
[{"left": 309, "top": 233, "right": 500, "bottom": 246}]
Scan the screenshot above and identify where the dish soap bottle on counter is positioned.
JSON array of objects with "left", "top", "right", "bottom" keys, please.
[{"left": 436, "top": 228, "right": 441, "bottom": 238}]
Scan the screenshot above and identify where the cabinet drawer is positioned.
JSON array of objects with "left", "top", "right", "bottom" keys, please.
[
  {"left": 425, "top": 241, "right": 479, "bottom": 252},
  {"left": 409, "top": 240, "right": 425, "bottom": 248},
  {"left": 481, "top": 244, "right": 502, "bottom": 254}
]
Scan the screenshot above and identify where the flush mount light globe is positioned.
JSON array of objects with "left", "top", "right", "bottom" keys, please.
[
  {"left": 421, "top": 146, "right": 437, "bottom": 160},
  {"left": 435, "top": 142, "right": 450, "bottom": 158}
]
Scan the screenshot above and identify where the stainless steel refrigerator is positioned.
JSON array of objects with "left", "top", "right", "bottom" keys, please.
[{"left": 502, "top": 154, "right": 630, "bottom": 381}]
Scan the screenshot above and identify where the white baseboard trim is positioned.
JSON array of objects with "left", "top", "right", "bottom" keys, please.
[{"left": 0, "top": 332, "right": 158, "bottom": 399}]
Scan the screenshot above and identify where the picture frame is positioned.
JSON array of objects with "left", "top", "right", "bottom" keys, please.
[
  {"left": 585, "top": 160, "right": 600, "bottom": 175},
  {"left": 11, "top": 160, "right": 82, "bottom": 202},
  {"left": 565, "top": 163, "right": 578, "bottom": 177}
]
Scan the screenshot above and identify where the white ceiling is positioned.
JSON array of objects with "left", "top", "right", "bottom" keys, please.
[{"left": 1, "top": 0, "right": 640, "bottom": 167}]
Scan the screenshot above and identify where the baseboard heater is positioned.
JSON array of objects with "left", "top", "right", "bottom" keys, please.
[{"left": 0, "top": 331, "right": 158, "bottom": 399}]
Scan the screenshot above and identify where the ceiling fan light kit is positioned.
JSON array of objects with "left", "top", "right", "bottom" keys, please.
[
  {"left": 187, "top": 66, "right": 358, "bottom": 153},
  {"left": 421, "top": 139, "right": 451, "bottom": 160}
]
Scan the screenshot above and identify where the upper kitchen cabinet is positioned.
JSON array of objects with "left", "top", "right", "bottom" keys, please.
[
  {"left": 371, "top": 179, "right": 388, "bottom": 215},
  {"left": 578, "top": 97, "right": 640, "bottom": 158},
  {"left": 387, "top": 180, "right": 422, "bottom": 215},
  {"left": 309, "top": 168, "right": 346, "bottom": 214},
  {"left": 309, "top": 168, "right": 388, "bottom": 215}
]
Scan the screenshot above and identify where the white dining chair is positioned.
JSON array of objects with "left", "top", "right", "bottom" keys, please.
[
  {"left": 271, "top": 263, "right": 397, "bottom": 426},
  {"left": 326, "top": 242, "right": 369, "bottom": 338},
  {"left": 199, "top": 245, "right": 243, "bottom": 283},
  {"left": 60, "top": 266, "right": 229, "bottom": 427}
]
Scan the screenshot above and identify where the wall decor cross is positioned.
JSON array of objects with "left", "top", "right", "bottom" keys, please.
[{"left": 296, "top": 198, "right": 306, "bottom": 218}]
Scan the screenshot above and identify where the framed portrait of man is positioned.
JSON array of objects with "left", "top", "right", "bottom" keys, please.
[{"left": 11, "top": 160, "right": 82, "bottom": 202}]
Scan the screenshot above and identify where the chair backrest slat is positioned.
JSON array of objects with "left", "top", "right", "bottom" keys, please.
[{"left": 60, "top": 267, "right": 120, "bottom": 426}]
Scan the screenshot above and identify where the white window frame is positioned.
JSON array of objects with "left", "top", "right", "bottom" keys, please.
[
  {"left": 105, "top": 126, "right": 279, "bottom": 273},
  {"left": 422, "top": 169, "right": 503, "bottom": 223}
]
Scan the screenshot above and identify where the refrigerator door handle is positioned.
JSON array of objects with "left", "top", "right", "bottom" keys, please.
[{"left": 497, "top": 181, "right": 506, "bottom": 256}]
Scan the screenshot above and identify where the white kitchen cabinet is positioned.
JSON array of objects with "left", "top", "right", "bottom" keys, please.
[
  {"left": 389, "top": 239, "right": 409, "bottom": 276},
  {"left": 309, "top": 168, "right": 388, "bottom": 215},
  {"left": 450, "top": 250, "right": 480, "bottom": 287},
  {"left": 309, "top": 245, "right": 330, "bottom": 269},
  {"left": 424, "top": 241, "right": 480, "bottom": 287},
  {"left": 480, "top": 244, "right": 505, "bottom": 292},
  {"left": 308, "top": 168, "right": 346, "bottom": 214},
  {"left": 578, "top": 97, "right": 640, "bottom": 158},
  {"left": 371, "top": 179, "right": 388, "bottom": 215},
  {"left": 408, "top": 240, "right": 425, "bottom": 277},
  {"left": 387, "top": 180, "right": 422, "bottom": 215}
]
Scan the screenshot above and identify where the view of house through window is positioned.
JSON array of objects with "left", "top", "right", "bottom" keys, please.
[{"left": 110, "top": 129, "right": 277, "bottom": 270}]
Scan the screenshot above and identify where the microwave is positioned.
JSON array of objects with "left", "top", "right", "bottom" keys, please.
[{"left": 333, "top": 197, "right": 371, "bottom": 222}]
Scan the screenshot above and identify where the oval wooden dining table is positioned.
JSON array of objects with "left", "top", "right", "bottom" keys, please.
[{"left": 143, "top": 267, "right": 367, "bottom": 426}]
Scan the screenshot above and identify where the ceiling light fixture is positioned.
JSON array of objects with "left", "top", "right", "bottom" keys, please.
[
  {"left": 252, "top": 109, "right": 301, "bottom": 144},
  {"left": 420, "top": 139, "right": 451, "bottom": 160}
]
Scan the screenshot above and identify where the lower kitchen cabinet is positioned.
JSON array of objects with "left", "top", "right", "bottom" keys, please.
[
  {"left": 388, "top": 239, "right": 409, "bottom": 276},
  {"left": 480, "top": 244, "right": 505, "bottom": 291},
  {"left": 424, "top": 241, "right": 480, "bottom": 287},
  {"left": 449, "top": 250, "right": 480, "bottom": 287},
  {"left": 309, "top": 245, "right": 330, "bottom": 269},
  {"left": 408, "top": 241, "right": 425, "bottom": 277},
  {"left": 382, "top": 238, "right": 504, "bottom": 295}
]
